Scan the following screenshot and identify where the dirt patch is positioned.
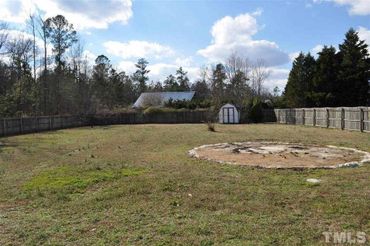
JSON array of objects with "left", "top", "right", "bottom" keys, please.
[{"left": 189, "top": 142, "right": 370, "bottom": 169}]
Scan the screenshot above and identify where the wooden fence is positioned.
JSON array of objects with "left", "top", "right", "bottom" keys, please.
[
  {"left": 0, "top": 111, "right": 212, "bottom": 137},
  {"left": 90, "top": 111, "right": 211, "bottom": 125},
  {"left": 1, "top": 108, "right": 368, "bottom": 137},
  {"left": 263, "top": 107, "right": 370, "bottom": 132},
  {"left": 0, "top": 115, "right": 87, "bottom": 137}
]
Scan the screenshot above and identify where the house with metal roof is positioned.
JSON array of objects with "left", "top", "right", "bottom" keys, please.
[{"left": 133, "top": 91, "right": 195, "bottom": 108}]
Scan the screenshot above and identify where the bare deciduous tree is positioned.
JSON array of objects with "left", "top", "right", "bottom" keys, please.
[
  {"left": 0, "top": 23, "right": 8, "bottom": 55},
  {"left": 36, "top": 14, "right": 49, "bottom": 75},
  {"left": 224, "top": 53, "right": 250, "bottom": 83},
  {"left": 250, "top": 59, "right": 270, "bottom": 97},
  {"left": 68, "top": 39, "right": 85, "bottom": 81},
  {"left": 6, "top": 37, "right": 33, "bottom": 73},
  {"left": 28, "top": 14, "right": 38, "bottom": 82}
]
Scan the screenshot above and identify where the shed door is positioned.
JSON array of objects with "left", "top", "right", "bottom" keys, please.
[{"left": 223, "top": 107, "right": 235, "bottom": 124}]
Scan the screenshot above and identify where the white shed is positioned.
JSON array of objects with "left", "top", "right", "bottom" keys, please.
[{"left": 218, "top": 103, "right": 240, "bottom": 124}]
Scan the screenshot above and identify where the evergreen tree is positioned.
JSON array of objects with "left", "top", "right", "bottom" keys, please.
[
  {"left": 312, "top": 46, "right": 340, "bottom": 106},
  {"left": 120, "top": 72, "right": 136, "bottom": 105},
  {"left": 283, "top": 53, "right": 316, "bottom": 107},
  {"left": 132, "top": 58, "right": 149, "bottom": 96},
  {"left": 44, "top": 15, "right": 77, "bottom": 69},
  {"left": 153, "top": 81, "right": 163, "bottom": 92},
  {"left": 44, "top": 15, "right": 78, "bottom": 113},
  {"left": 176, "top": 67, "right": 190, "bottom": 91},
  {"left": 163, "top": 74, "right": 179, "bottom": 91},
  {"left": 191, "top": 79, "right": 210, "bottom": 101},
  {"left": 226, "top": 70, "right": 250, "bottom": 106},
  {"left": 338, "top": 28, "right": 370, "bottom": 106},
  {"left": 210, "top": 63, "right": 226, "bottom": 108},
  {"left": 92, "top": 55, "right": 111, "bottom": 108}
]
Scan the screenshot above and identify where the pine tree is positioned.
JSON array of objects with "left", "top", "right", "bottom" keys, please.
[
  {"left": 92, "top": 55, "right": 111, "bottom": 108},
  {"left": 210, "top": 63, "right": 226, "bottom": 108},
  {"left": 163, "top": 74, "right": 179, "bottom": 91},
  {"left": 338, "top": 28, "right": 370, "bottom": 106},
  {"left": 132, "top": 58, "right": 150, "bottom": 96},
  {"left": 191, "top": 79, "right": 210, "bottom": 101},
  {"left": 176, "top": 67, "right": 190, "bottom": 91},
  {"left": 283, "top": 53, "right": 316, "bottom": 107},
  {"left": 312, "top": 46, "right": 340, "bottom": 106},
  {"left": 226, "top": 70, "right": 249, "bottom": 106}
]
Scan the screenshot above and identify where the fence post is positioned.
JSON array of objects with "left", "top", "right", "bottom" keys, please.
[
  {"left": 20, "top": 117, "right": 23, "bottom": 133},
  {"left": 3, "top": 118, "right": 6, "bottom": 136},
  {"left": 326, "top": 108, "right": 330, "bottom": 128},
  {"left": 35, "top": 116, "right": 40, "bottom": 132},
  {"left": 341, "top": 108, "right": 345, "bottom": 130},
  {"left": 313, "top": 109, "right": 316, "bottom": 127},
  {"left": 360, "top": 108, "right": 364, "bottom": 132},
  {"left": 302, "top": 109, "right": 305, "bottom": 125}
]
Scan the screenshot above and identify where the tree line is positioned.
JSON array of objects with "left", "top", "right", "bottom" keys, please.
[
  {"left": 2, "top": 14, "right": 366, "bottom": 118},
  {"left": 282, "top": 28, "right": 370, "bottom": 108},
  {"left": 0, "top": 14, "right": 273, "bottom": 117}
]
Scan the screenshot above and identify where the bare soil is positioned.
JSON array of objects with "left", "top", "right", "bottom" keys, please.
[{"left": 189, "top": 142, "right": 370, "bottom": 169}]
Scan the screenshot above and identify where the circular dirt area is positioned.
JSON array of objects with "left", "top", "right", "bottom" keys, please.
[{"left": 189, "top": 142, "right": 370, "bottom": 169}]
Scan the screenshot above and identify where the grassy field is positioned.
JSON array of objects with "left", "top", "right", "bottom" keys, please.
[{"left": 0, "top": 124, "right": 369, "bottom": 245}]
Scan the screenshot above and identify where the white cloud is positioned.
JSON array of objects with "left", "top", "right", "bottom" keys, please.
[
  {"left": 0, "top": 0, "right": 133, "bottom": 30},
  {"left": 314, "top": 0, "right": 370, "bottom": 16},
  {"left": 175, "top": 56, "right": 194, "bottom": 67},
  {"left": 264, "top": 68, "right": 290, "bottom": 92},
  {"left": 358, "top": 26, "right": 370, "bottom": 45},
  {"left": 117, "top": 60, "right": 200, "bottom": 83},
  {"left": 117, "top": 60, "right": 136, "bottom": 74},
  {"left": 289, "top": 52, "right": 300, "bottom": 62},
  {"left": 4, "top": 29, "right": 53, "bottom": 55},
  {"left": 148, "top": 63, "right": 200, "bottom": 82},
  {"left": 311, "top": 44, "right": 324, "bottom": 56},
  {"left": 104, "top": 40, "right": 175, "bottom": 60},
  {"left": 288, "top": 44, "right": 326, "bottom": 63},
  {"left": 198, "top": 12, "right": 289, "bottom": 66}
]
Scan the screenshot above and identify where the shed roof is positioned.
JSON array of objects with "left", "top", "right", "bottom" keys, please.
[{"left": 133, "top": 91, "right": 195, "bottom": 108}]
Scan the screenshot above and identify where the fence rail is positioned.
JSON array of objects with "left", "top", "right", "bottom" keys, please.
[{"left": 263, "top": 107, "right": 369, "bottom": 132}]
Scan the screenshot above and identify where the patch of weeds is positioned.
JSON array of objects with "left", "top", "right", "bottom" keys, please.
[
  {"left": 0, "top": 166, "right": 5, "bottom": 175},
  {"left": 23, "top": 166, "right": 145, "bottom": 194},
  {"left": 200, "top": 240, "right": 214, "bottom": 246},
  {"left": 121, "top": 168, "right": 144, "bottom": 176},
  {"left": 196, "top": 224, "right": 213, "bottom": 236},
  {"left": 159, "top": 223, "right": 177, "bottom": 235},
  {"left": 170, "top": 200, "right": 181, "bottom": 207},
  {"left": 304, "top": 182, "right": 321, "bottom": 188},
  {"left": 206, "top": 121, "right": 216, "bottom": 132},
  {"left": 162, "top": 180, "right": 177, "bottom": 192}
]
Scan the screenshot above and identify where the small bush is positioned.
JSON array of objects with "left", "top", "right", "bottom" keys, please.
[
  {"left": 249, "top": 97, "right": 264, "bottom": 123},
  {"left": 143, "top": 107, "right": 172, "bottom": 114},
  {"left": 206, "top": 121, "right": 216, "bottom": 132},
  {"left": 165, "top": 99, "right": 211, "bottom": 110}
]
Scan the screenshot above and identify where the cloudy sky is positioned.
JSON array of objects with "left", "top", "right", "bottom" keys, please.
[{"left": 1, "top": 0, "right": 370, "bottom": 91}]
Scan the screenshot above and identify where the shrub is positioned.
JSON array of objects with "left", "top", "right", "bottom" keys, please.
[
  {"left": 206, "top": 121, "right": 216, "bottom": 132},
  {"left": 249, "top": 97, "right": 264, "bottom": 123},
  {"left": 165, "top": 99, "right": 211, "bottom": 110}
]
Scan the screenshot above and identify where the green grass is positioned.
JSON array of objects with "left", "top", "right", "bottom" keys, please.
[
  {"left": 23, "top": 166, "right": 145, "bottom": 192},
  {"left": 0, "top": 124, "right": 369, "bottom": 245}
]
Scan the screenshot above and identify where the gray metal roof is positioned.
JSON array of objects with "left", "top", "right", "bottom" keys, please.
[{"left": 133, "top": 91, "right": 195, "bottom": 108}]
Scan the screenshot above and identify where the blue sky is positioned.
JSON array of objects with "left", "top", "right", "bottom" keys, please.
[{"left": 1, "top": 0, "right": 370, "bottom": 91}]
